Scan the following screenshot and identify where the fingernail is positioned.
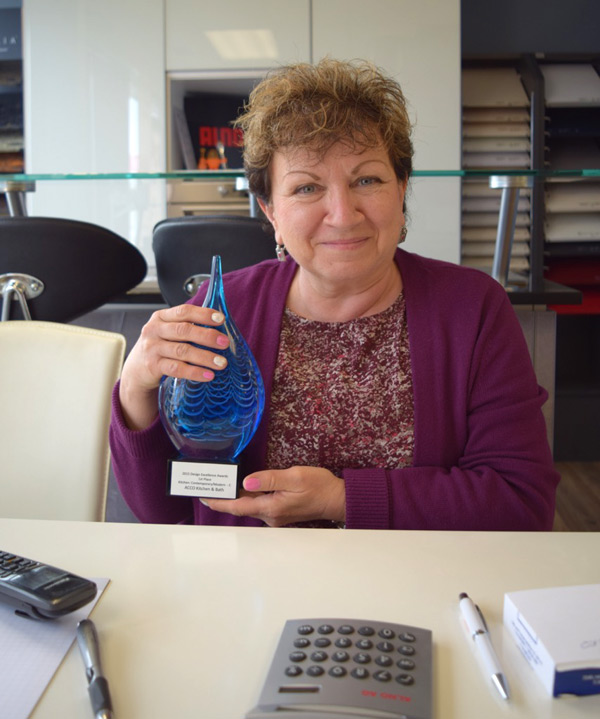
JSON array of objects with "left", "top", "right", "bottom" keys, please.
[
  {"left": 216, "top": 334, "right": 229, "bottom": 347},
  {"left": 244, "top": 476, "right": 261, "bottom": 491},
  {"left": 203, "top": 370, "right": 214, "bottom": 379},
  {"left": 213, "top": 355, "right": 227, "bottom": 368},
  {"left": 211, "top": 312, "right": 224, "bottom": 323}
]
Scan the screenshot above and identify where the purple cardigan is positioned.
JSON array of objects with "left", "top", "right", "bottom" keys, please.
[{"left": 110, "top": 248, "right": 559, "bottom": 530}]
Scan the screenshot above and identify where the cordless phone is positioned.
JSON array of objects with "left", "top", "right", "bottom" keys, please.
[
  {"left": 0, "top": 549, "right": 97, "bottom": 620},
  {"left": 247, "top": 617, "right": 432, "bottom": 719}
]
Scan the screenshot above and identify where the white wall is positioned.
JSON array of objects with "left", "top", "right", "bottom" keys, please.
[
  {"left": 22, "top": 0, "right": 166, "bottom": 266},
  {"left": 313, "top": 0, "right": 462, "bottom": 263},
  {"left": 21, "top": 0, "right": 461, "bottom": 268}
]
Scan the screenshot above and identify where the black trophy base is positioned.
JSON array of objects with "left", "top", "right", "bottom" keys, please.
[{"left": 167, "top": 458, "right": 239, "bottom": 499}]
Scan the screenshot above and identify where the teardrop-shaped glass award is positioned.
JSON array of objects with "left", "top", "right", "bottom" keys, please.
[{"left": 158, "top": 255, "right": 265, "bottom": 499}]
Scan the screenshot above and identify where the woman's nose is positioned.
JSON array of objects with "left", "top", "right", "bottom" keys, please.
[{"left": 324, "top": 187, "right": 362, "bottom": 226}]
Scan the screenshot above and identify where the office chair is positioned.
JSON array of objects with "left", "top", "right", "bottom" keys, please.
[
  {"left": 152, "top": 215, "right": 275, "bottom": 306},
  {"left": 0, "top": 217, "right": 147, "bottom": 322},
  {"left": 0, "top": 321, "right": 126, "bottom": 521}
]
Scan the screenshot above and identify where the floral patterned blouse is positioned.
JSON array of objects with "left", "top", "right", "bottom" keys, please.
[{"left": 266, "top": 293, "right": 414, "bottom": 505}]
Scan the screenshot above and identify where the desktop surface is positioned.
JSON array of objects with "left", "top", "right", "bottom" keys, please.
[{"left": 1, "top": 519, "right": 598, "bottom": 719}]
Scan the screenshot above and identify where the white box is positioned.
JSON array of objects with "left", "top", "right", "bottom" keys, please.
[{"left": 504, "top": 584, "right": 600, "bottom": 697}]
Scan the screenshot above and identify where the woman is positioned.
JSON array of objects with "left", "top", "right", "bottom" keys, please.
[{"left": 110, "top": 59, "right": 559, "bottom": 530}]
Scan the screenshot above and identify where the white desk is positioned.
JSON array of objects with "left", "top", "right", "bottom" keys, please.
[{"left": 1, "top": 519, "right": 598, "bottom": 719}]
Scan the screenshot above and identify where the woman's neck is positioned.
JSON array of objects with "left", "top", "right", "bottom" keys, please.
[{"left": 287, "top": 263, "right": 403, "bottom": 323}]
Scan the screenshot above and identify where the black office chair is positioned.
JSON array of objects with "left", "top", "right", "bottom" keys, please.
[
  {"left": 0, "top": 217, "right": 147, "bottom": 322},
  {"left": 152, "top": 215, "right": 275, "bottom": 306}
]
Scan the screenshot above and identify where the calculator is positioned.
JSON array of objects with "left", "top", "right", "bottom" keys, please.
[
  {"left": 246, "top": 617, "right": 432, "bottom": 719},
  {"left": 0, "top": 549, "right": 97, "bottom": 620}
]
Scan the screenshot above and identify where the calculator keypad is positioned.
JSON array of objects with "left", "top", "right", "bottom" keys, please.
[
  {"left": 248, "top": 618, "right": 432, "bottom": 719},
  {"left": 285, "top": 622, "right": 422, "bottom": 686}
]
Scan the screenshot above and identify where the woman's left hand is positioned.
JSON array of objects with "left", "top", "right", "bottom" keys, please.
[{"left": 201, "top": 467, "right": 346, "bottom": 527}]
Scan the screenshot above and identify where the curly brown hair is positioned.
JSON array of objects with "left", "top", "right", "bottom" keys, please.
[{"left": 233, "top": 58, "right": 414, "bottom": 202}]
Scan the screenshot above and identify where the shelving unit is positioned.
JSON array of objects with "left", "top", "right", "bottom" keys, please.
[
  {"left": 538, "top": 58, "right": 600, "bottom": 460},
  {"left": 460, "top": 50, "right": 600, "bottom": 459},
  {"left": 0, "top": 3, "right": 23, "bottom": 216},
  {"left": 0, "top": 60, "right": 22, "bottom": 174},
  {"left": 460, "top": 64, "right": 533, "bottom": 280},
  {"left": 165, "top": 72, "right": 262, "bottom": 218},
  {"left": 542, "top": 59, "right": 600, "bottom": 310},
  {"left": 166, "top": 72, "right": 262, "bottom": 173}
]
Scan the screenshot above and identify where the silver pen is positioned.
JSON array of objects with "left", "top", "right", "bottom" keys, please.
[
  {"left": 458, "top": 592, "right": 510, "bottom": 700},
  {"left": 77, "top": 619, "right": 114, "bottom": 719}
]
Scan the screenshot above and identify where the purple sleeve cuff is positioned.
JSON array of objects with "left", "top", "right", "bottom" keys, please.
[
  {"left": 342, "top": 468, "right": 392, "bottom": 529},
  {"left": 110, "top": 381, "right": 175, "bottom": 458}
]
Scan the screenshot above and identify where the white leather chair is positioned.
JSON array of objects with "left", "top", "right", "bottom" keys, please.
[{"left": 0, "top": 321, "right": 125, "bottom": 521}]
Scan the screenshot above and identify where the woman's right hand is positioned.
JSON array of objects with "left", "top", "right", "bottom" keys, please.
[{"left": 118, "top": 304, "right": 230, "bottom": 431}]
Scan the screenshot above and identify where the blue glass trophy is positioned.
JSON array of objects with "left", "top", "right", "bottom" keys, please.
[{"left": 158, "top": 255, "right": 265, "bottom": 499}]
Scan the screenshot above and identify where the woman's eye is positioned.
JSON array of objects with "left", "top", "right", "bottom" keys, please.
[
  {"left": 356, "top": 176, "right": 380, "bottom": 187},
  {"left": 295, "top": 184, "right": 316, "bottom": 195}
]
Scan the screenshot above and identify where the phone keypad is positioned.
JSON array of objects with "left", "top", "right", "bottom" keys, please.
[{"left": 0, "top": 550, "right": 38, "bottom": 577}]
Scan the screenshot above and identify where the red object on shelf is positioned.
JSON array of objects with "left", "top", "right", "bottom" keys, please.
[
  {"left": 546, "top": 258, "right": 600, "bottom": 314},
  {"left": 545, "top": 259, "right": 600, "bottom": 286},
  {"left": 549, "top": 289, "right": 600, "bottom": 315}
]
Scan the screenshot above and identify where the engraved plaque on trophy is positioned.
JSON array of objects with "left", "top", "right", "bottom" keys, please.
[{"left": 158, "top": 255, "right": 265, "bottom": 499}]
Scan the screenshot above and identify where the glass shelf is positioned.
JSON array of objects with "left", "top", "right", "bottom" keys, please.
[
  {"left": 1, "top": 168, "right": 599, "bottom": 182},
  {"left": 1, "top": 168, "right": 596, "bottom": 308}
]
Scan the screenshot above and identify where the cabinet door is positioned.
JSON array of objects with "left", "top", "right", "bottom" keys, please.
[
  {"left": 312, "top": 0, "right": 461, "bottom": 263},
  {"left": 22, "top": 0, "right": 166, "bottom": 268},
  {"left": 166, "top": 0, "right": 311, "bottom": 71}
]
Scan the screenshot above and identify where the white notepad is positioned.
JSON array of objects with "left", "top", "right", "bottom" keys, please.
[{"left": 0, "top": 578, "right": 109, "bottom": 719}]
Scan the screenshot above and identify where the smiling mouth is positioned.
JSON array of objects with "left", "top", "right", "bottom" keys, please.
[{"left": 321, "top": 237, "right": 368, "bottom": 249}]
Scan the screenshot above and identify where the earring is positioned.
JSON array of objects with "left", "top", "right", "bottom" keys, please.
[
  {"left": 399, "top": 226, "right": 408, "bottom": 244},
  {"left": 275, "top": 242, "right": 287, "bottom": 262}
]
